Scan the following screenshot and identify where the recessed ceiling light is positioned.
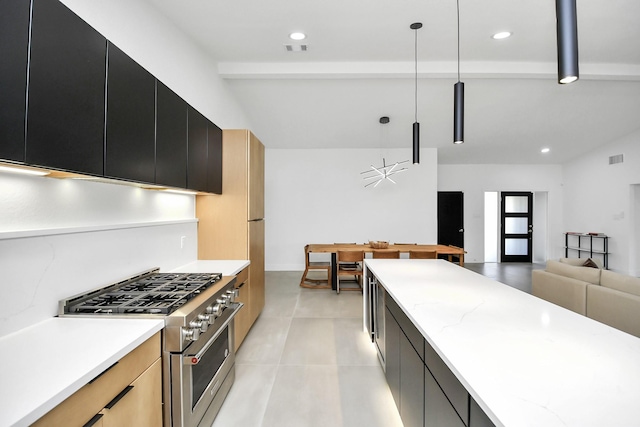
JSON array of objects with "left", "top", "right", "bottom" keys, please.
[
  {"left": 541, "top": 147, "right": 550, "bottom": 153},
  {"left": 289, "top": 32, "right": 306, "bottom": 41},
  {"left": 492, "top": 31, "right": 512, "bottom": 40}
]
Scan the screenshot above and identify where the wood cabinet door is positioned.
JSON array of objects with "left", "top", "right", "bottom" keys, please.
[
  {"left": 234, "top": 276, "right": 251, "bottom": 351},
  {"left": 100, "top": 358, "right": 162, "bottom": 427},
  {"left": 0, "top": 0, "right": 30, "bottom": 162},
  {"left": 27, "top": 0, "right": 106, "bottom": 175},
  {"left": 104, "top": 42, "right": 156, "bottom": 183},
  {"left": 156, "top": 81, "right": 188, "bottom": 188},
  {"left": 187, "top": 107, "right": 208, "bottom": 191},
  {"left": 248, "top": 132, "right": 265, "bottom": 220},
  {"left": 248, "top": 219, "right": 265, "bottom": 323}
]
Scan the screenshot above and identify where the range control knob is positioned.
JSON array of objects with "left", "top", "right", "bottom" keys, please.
[
  {"left": 189, "top": 321, "right": 203, "bottom": 338},
  {"left": 210, "top": 303, "right": 224, "bottom": 317},
  {"left": 226, "top": 289, "right": 238, "bottom": 302},
  {"left": 184, "top": 325, "right": 200, "bottom": 341},
  {"left": 218, "top": 295, "right": 230, "bottom": 307},
  {"left": 197, "top": 314, "right": 210, "bottom": 331}
]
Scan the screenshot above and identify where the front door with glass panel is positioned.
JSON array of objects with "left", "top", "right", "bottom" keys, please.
[{"left": 500, "top": 192, "right": 533, "bottom": 262}]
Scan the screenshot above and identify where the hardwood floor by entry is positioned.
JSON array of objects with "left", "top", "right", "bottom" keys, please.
[{"left": 212, "top": 264, "right": 538, "bottom": 427}]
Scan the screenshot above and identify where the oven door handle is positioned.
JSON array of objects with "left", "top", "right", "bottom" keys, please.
[{"left": 184, "top": 302, "right": 244, "bottom": 365}]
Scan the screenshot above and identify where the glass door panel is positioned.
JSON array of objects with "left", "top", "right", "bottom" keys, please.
[{"left": 501, "top": 192, "right": 533, "bottom": 262}]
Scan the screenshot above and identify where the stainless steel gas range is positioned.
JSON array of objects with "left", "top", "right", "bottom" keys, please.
[{"left": 59, "top": 268, "right": 242, "bottom": 427}]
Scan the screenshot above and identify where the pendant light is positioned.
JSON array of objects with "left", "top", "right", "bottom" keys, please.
[
  {"left": 410, "top": 22, "right": 422, "bottom": 164},
  {"left": 453, "top": 0, "right": 464, "bottom": 144},
  {"left": 556, "top": 0, "right": 579, "bottom": 84}
]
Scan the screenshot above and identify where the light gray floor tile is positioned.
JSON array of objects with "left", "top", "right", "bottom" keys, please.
[
  {"left": 280, "top": 317, "right": 337, "bottom": 365},
  {"left": 211, "top": 364, "right": 278, "bottom": 427},
  {"left": 235, "top": 316, "right": 291, "bottom": 365},
  {"left": 265, "top": 271, "right": 304, "bottom": 294},
  {"left": 334, "top": 318, "right": 380, "bottom": 366},
  {"left": 262, "top": 291, "right": 299, "bottom": 318},
  {"left": 294, "top": 289, "right": 363, "bottom": 318}
]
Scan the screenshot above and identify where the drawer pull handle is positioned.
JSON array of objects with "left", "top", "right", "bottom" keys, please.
[
  {"left": 89, "top": 361, "right": 119, "bottom": 384},
  {"left": 105, "top": 385, "right": 134, "bottom": 409},
  {"left": 83, "top": 414, "right": 103, "bottom": 427}
]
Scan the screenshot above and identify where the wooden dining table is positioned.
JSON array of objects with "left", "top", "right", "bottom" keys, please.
[{"left": 306, "top": 243, "right": 466, "bottom": 291}]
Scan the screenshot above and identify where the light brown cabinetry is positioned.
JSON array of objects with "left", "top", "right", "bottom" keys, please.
[
  {"left": 33, "top": 332, "right": 162, "bottom": 427},
  {"left": 196, "top": 129, "right": 265, "bottom": 349},
  {"left": 233, "top": 266, "right": 251, "bottom": 350}
]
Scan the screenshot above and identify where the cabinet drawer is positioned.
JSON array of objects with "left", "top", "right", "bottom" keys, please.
[
  {"left": 386, "top": 295, "right": 424, "bottom": 361},
  {"left": 33, "top": 332, "right": 160, "bottom": 426},
  {"left": 424, "top": 339, "right": 469, "bottom": 425},
  {"left": 236, "top": 266, "right": 249, "bottom": 286}
]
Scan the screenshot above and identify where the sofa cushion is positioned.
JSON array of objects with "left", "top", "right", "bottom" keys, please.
[
  {"left": 587, "top": 285, "right": 640, "bottom": 338},
  {"left": 600, "top": 270, "right": 640, "bottom": 298},
  {"left": 532, "top": 270, "right": 587, "bottom": 315},
  {"left": 546, "top": 260, "right": 601, "bottom": 285}
]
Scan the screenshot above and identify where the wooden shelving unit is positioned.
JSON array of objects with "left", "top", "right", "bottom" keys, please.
[{"left": 564, "top": 232, "right": 609, "bottom": 269}]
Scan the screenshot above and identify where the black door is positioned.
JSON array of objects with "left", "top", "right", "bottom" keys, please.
[
  {"left": 105, "top": 42, "right": 156, "bottom": 183},
  {"left": 0, "top": 0, "right": 31, "bottom": 162},
  {"left": 438, "top": 192, "right": 464, "bottom": 248},
  {"left": 500, "top": 192, "right": 533, "bottom": 262},
  {"left": 156, "top": 81, "right": 188, "bottom": 188},
  {"left": 26, "top": 0, "right": 106, "bottom": 175}
]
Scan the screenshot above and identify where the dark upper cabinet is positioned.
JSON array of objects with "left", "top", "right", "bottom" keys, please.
[
  {"left": 0, "top": 0, "right": 30, "bottom": 162},
  {"left": 105, "top": 42, "right": 155, "bottom": 183},
  {"left": 26, "top": 0, "right": 106, "bottom": 175},
  {"left": 156, "top": 82, "right": 188, "bottom": 188},
  {"left": 187, "top": 107, "right": 208, "bottom": 192},
  {"left": 207, "top": 121, "right": 222, "bottom": 194}
]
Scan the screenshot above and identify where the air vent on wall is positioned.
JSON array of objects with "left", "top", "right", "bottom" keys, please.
[
  {"left": 285, "top": 44, "right": 308, "bottom": 52},
  {"left": 609, "top": 154, "right": 624, "bottom": 165}
]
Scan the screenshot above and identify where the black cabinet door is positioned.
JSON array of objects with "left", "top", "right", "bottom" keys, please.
[
  {"left": 400, "top": 333, "right": 425, "bottom": 427},
  {"left": 425, "top": 367, "right": 466, "bottom": 427},
  {"left": 156, "top": 81, "right": 188, "bottom": 188},
  {"left": 26, "top": 0, "right": 106, "bottom": 175},
  {"left": 470, "top": 398, "right": 495, "bottom": 427},
  {"left": 384, "top": 307, "right": 401, "bottom": 410},
  {"left": 0, "top": 0, "right": 30, "bottom": 162},
  {"left": 187, "top": 106, "right": 208, "bottom": 192},
  {"left": 207, "top": 120, "right": 222, "bottom": 194},
  {"left": 104, "top": 42, "right": 155, "bottom": 183}
]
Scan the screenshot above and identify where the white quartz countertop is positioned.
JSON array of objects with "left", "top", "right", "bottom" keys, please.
[
  {"left": 365, "top": 259, "right": 640, "bottom": 427},
  {"left": 169, "top": 260, "right": 250, "bottom": 276},
  {"left": 0, "top": 317, "right": 163, "bottom": 427}
]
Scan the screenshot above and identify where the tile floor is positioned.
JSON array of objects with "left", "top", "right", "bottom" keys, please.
[{"left": 212, "top": 263, "right": 538, "bottom": 427}]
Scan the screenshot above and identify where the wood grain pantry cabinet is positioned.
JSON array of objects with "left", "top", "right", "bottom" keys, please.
[
  {"left": 32, "top": 332, "right": 162, "bottom": 427},
  {"left": 26, "top": 0, "right": 107, "bottom": 176},
  {"left": 197, "top": 130, "right": 265, "bottom": 345},
  {"left": 104, "top": 42, "right": 156, "bottom": 183},
  {"left": 0, "top": 0, "right": 30, "bottom": 162},
  {"left": 384, "top": 295, "right": 496, "bottom": 427}
]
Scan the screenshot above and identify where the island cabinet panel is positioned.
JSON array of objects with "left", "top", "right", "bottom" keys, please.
[
  {"left": 400, "top": 334, "right": 425, "bottom": 427},
  {"left": 187, "top": 107, "right": 208, "bottom": 191},
  {"left": 155, "top": 81, "right": 188, "bottom": 188},
  {"left": 207, "top": 121, "right": 223, "bottom": 194},
  {"left": 425, "top": 367, "right": 466, "bottom": 427},
  {"left": 384, "top": 307, "right": 401, "bottom": 408},
  {"left": 104, "top": 42, "right": 156, "bottom": 183},
  {"left": 0, "top": 0, "right": 30, "bottom": 162},
  {"left": 470, "top": 398, "right": 496, "bottom": 427},
  {"left": 26, "top": 0, "right": 106, "bottom": 175}
]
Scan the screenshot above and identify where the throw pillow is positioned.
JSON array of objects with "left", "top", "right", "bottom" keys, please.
[{"left": 583, "top": 258, "right": 599, "bottom": 268}]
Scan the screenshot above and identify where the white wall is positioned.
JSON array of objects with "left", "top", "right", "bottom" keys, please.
[
  {"left": 563, "top": 129, "right": 640, "bottom": 273},
  {"left": 265, "top": 148, "right": 437, "bottom": 270},
  {"left": 59, "top": 0, "right": 251, "bottom": 130},
  {"left": 438, "top": 164, "right": 564, "bottom": 263}
]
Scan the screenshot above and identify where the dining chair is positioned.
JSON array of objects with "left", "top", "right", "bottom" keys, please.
[
  {"left": 447, "top": 245, "right": 463, "bottom": 263},
  {"left": 409, "top": 250, "right": 438, "bottom": 259},
  {"left": 372, "top": 250, "right": 400, "bottom": 259},
  {"left": 336, "top": 250, "right": 364, "bottom": 293},
  {"left": 334, "top": 242, "right": 360, "bottom": 271},
  {"left": 299, "top": 244, "right": 331, "bottom": 289}
]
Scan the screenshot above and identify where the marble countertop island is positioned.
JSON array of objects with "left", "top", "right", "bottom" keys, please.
[{"left": 365, "top": 259, "right": 640, "bottom": 427}]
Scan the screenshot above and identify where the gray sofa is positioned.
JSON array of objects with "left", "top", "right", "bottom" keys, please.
[{"left": 532, "top": 258, "right": 640, "bottom": 338}]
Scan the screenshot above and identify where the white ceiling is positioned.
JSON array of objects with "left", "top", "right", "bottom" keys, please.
[{"left": 145, "top": 0, "right": 640, "bottom": 164}]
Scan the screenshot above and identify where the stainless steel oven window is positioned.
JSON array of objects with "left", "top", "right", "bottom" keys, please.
[{"left": 191, "top": 325, "right": 230, "bottom": 409}]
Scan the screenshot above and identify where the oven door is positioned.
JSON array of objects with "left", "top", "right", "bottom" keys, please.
[{"left": 170, "top": 302, "right": 243, "bottom": 427}]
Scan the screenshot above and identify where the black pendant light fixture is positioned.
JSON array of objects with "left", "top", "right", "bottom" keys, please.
[
  {"left": 453, "top": 0, "right": 464, "bottom": 144},
  {"left": 556, "top": 0, "right": 579, "bottom": 84},
  {"left": 411, "top": 22, "right": 422, "bottom": 164}
]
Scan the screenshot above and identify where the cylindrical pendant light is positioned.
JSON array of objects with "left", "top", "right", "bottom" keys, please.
[
  {"left": 556, "top": 0, "right": 579, "bottom": 84},
  {"left": 453, "top": 0, "right": 464, "bottom": 144},
  {"left": 454, "top": 82, "right": 464, "bottom": 144},
  {"left": 411, "top": 22, "right": 422, "bottom": 164}
]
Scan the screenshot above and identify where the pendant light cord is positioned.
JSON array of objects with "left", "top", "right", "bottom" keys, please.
[
  {"left": 457, "top": 0, "right": 461, "bottom": 83},
  {"left": 414, "top": 27, "right": 418, "bottom": 123}
]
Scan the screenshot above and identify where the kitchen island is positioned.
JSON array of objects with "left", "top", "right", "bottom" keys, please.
[{"left": 365, "top": 259, "right": 640, "bottom": 427}]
